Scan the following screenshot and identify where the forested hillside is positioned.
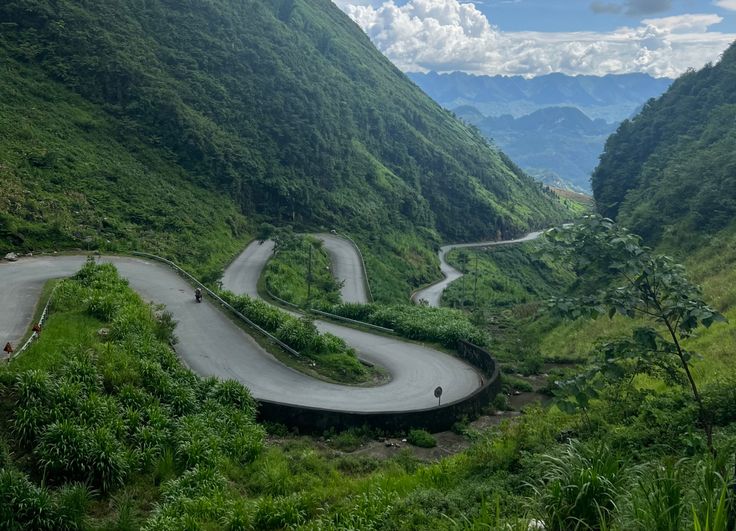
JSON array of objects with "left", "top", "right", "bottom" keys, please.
[
  {"left": 592, "top": 42, "right": 736, "bottom": 245},
  {"left": 0, "top": 0, "right": 562, "bottom": 277}
]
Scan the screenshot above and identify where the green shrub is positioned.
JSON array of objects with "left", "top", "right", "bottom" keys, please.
[
  {"left": 0, "top": 469, "right": 60, "bottom": 530},
  {"left": 36, "top": 421, "right": 128, "bottom": 492},
  {"left": 532, "top": 440, "right": 628, "bottom": 531},
  {"left": 325, "top": 302, "right": 488, "bottom": 348},
  {"left": 55, "top": 482, "right": 94, "bottom": 530},
  {"left": 493, "top": 393, "right": 510, "bottom": 411},
  {"left": 209, "top": 379, "right": 257, "bottom": 414},
  {"left": 336, "top": 455, "right": 380, "bottom": 475},
  {"left": 252, "top": 494, "right": 310, "bottom": 530},
  {"left": 221, "top": 291, "right": 368, "bottom": 383},
  {"left": 407, "top": 429, "right": 437, "bottom": 448}
]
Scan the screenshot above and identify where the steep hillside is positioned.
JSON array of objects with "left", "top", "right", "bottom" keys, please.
[
  {"left": 0, "top": 0, "right": 563, "bottom": 276},
  {"left": 592, "top": 42, "right": 736, "bottom": 245}
]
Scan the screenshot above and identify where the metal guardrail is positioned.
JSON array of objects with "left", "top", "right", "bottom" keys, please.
[
  {"left": 308, "top": 308, "right": 394, "bottom": 334},
  {"left": 264, "top": 286, "right": 301, "bottom": 310},
  {"left": 12, "top": 285, "right": 58, "bottom": 360},
  {"left": 130, "top": 252, "right": 303, "bottom": 359},
  {"left": 265, "top": 282, "right": 394, "bottom": 334}
]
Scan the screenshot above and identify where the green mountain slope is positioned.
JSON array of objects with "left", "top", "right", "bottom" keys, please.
[
  {"left": 592, "top": 42, "right": 736, "bottom": 245},
  {"left": 0, "top": 0, "right": 563, "bottom": 277}
]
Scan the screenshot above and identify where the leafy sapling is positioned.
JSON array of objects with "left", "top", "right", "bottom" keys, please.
[{"left": 545, "top": 215, "right": 727, "bottom": 456}]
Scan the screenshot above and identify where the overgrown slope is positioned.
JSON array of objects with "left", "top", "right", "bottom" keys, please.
[
  {"left": 592, "top": 42, "right": 736, "bottom": 246},
  {"left": 0, "top": 0, "right": 563, "bottom": 271}
]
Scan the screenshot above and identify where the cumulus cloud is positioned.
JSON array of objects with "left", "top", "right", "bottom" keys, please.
[
  {"left": 338, "top": 0, "right": 735, "bottom": 77},
  {"left": 714, "top": 0, "right": 736, "bottom": 10}
]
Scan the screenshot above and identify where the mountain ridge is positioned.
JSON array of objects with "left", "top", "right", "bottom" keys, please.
[
  {"left": 409, "top": 71, "right": 672, "bottom": 122},
  {"left": 454, "top": 105, "right": 616, "bottom": 192},
  {"left": 0, "top": 0, "right": 565, "bottom": 295},
  {"left": 592, "top": 41, "right": 736, "bottom": 246}
]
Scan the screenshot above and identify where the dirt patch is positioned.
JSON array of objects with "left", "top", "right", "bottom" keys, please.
[{"left": 350, "top": 430, "right": 471, "bottom": 461}]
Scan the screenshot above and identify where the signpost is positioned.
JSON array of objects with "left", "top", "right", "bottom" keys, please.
[{"left": 434, "top": 386, "right": 443, "bottom": 406}]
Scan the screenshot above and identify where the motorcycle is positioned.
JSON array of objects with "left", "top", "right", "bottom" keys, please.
[{"left": 195, "top": 288, "right": 203, "bottom": 303}]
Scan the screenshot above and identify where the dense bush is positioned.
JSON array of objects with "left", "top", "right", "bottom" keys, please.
[
  {"left": 265, "top": 232, "right": 343, "bottom": 307},
  {"left": 407, "top": 429, "right": 437, "bottom": 448},
  {"left": 221, "top": 291, "right": 368, "bottom": 383},
  {"left": 324, "top": 302, "right": 489, "bottom": 348},
  {"left": 0, "top": 261, "right": 265, "bottom": 528},
  {"left": 532, "top": 440, "right": 628, "bottom": 530}
]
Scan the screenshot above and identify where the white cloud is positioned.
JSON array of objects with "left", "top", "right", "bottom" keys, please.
[
  {"left": 642, "top": 13, "right": 725, "bottom": 33},
  {"left": 337, "top": 0, "right": 736, "bottom": 77},
  {"left": 714, "top": 0, "right": 736, "bottom": 10}
]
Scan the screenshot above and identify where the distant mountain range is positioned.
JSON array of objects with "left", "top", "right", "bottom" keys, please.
[
  {"left": 409, "top": 72, "right": 672, "bottom": 192},
  {"left": 408, "top": 72, "right": 672, "bottom": 123},
  {"left": 454, "top": 106, "right": 617, "bottom": 193}
]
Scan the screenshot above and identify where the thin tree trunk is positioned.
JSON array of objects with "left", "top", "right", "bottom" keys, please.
[{"left": 663, "top": 318, "right": 715, "bottom": 457}]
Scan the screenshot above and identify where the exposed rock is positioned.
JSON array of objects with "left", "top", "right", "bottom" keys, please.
[
  {"left": 4, "top": 252, "right": 18, "bottom": 261},
  {"left": 97, "top": 328, "right": 110, "bottom": 338}
]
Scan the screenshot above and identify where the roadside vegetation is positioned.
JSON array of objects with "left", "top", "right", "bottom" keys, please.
[
  {"left": 219, "top": 290, "right": 370, "bottom": 384},
  {"left": 322, "top": 302, "right": 488, "bottom": 349},
  {"left": 2, "top": 228, "right": 735, "bottom": 528},
  {"left": 443, "top": 242, "right": 574, "bottom": 309},
  {"left": 263, "top": 231, "right": 343, "bottom": 308}
]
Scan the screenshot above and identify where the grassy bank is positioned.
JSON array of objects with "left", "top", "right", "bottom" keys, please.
[
  {"left": 263, "top": 233, "right": 342, "bottom": 307},
  {"left": 1, "top": 258, "right": 733, "bottom": 529}
]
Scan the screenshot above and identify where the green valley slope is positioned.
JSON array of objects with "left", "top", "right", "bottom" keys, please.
[
  {"left": 592, "top": 42, "right": 736, "bottom": 247},
  {"left": 0, "top": 0, "right": 564, "bottom": 293}
]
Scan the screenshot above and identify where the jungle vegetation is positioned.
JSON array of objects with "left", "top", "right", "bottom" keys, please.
[{"left": 592, "top": 42, "right": 736, "bottom": 248}]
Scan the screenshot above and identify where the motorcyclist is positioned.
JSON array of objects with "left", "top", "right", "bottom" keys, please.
[{"left": 195, "top": 287, "right": 203, "bottom": 302}]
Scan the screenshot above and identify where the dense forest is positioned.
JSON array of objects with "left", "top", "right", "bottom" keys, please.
[
  {"left": 592, "top": 42, "right": 736, "bottom": 246},
  {"left": 0, "top": 0, "right": 563, "bottom": 275}
]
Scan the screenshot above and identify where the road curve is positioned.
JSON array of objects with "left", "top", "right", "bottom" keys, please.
[
  {"left": 2, "top": 252, "right": 482, "bottom": 412},
  {"left": 222, "top": 240, "right": 483, "bottom": 408},
  {"left": 313, "top": 233, "right": 369, "bottom": 304},
  {"left": 412, "top": 231, "right": 544, "bottom": 308}
]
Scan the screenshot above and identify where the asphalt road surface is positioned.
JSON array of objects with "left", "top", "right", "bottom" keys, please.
[
  {"left": 412, "top": 231, "right": 544, "bottom": 307},
  {"left": 222, "top": 240, "right": 483, "bottom": 409},
  {"left": 313, "top": 233, "right": 369, "bottom": 304},
  {"left": 3, "top": 250, "right": 482, "bottom": 412}
]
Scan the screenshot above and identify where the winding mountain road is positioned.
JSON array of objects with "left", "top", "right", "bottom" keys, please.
[
  {"left": 411, "top": 231, "right": 544, "bottom": 307},
  {"left": 2, "top": 238, "right": 482, "bottom": 412}
]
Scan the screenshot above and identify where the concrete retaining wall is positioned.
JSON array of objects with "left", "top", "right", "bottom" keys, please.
[{"left": 256, "top": 340, "right": 500, "bottom": 433}]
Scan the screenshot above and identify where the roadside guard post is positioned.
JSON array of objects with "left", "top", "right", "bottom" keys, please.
[{"left": 3, "top": 342, "right": 13, "bottom": 356}]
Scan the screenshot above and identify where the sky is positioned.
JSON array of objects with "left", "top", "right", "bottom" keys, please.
[{"left": 333, "top": 0, "right": 736, "bottom": 77}]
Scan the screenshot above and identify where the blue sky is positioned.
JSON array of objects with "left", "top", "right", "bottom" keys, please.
[
  {"left": 474, "top": 0, "right": 735, "bottom": 33},
  {"left": 335, "top": 0, "right": 736, "bottom": 77}
]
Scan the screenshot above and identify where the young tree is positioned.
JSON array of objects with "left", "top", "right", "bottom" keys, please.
[{"left": 546, "top": 215, "right": 726, "bottom": 455}]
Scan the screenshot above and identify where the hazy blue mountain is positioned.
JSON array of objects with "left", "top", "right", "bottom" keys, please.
[
  {"left": 411, "top": 72, "right": 671, "bottom": 192},
  {"left": 409, "top": 72, "right": 673, "bottom": 122},
  {"left": 455, "top": 106, "right": 617, "bottom": 192}
]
